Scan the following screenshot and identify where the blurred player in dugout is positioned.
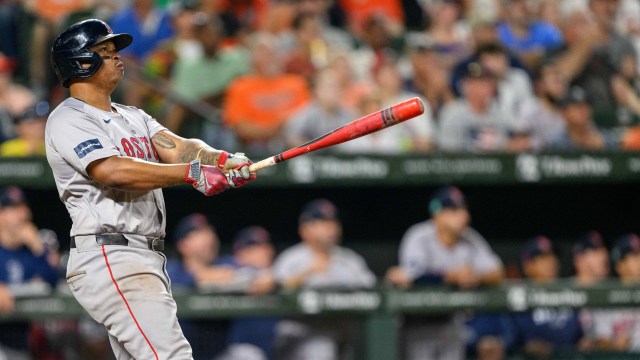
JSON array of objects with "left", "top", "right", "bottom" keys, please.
[
  {"left": 580, "top": 234, "right": 640, "bottom": 353},
  {"left": 512, "top": 236, "right": 582, "bottom": 358},
  {"left": 386, "top": 186, "right": 505, "bottom": 360},
  {"left": 273, "top": 199, "right": 376, "bottom": 360},
  {"left": 0, "top": 186, "right": 58, "bottom": 359}
]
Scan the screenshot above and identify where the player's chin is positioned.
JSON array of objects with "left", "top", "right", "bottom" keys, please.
[{"left": 113, "top": 70, "right": 125, "bottom": 82}]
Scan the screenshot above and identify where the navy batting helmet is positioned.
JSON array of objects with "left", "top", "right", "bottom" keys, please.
[{"left": 50, "top": 19, "right": 132, "bottom": 87}]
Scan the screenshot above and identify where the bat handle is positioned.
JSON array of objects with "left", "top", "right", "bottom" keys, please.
[{"left": 249, "top": 157, "right": 277, "bottom": 173}]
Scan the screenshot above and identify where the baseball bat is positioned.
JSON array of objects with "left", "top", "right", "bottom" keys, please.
[{"left": 248, "top": 97, "right": 425, "bottom": 173}]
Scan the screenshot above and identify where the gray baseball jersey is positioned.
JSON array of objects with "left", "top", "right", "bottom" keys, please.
[
  {"left": 399, "top": 219, "right": 503, "bottom": 280},
  {"left": 398, "top": 219, "right": 502, "bottom": 360},
  {"left": 45, "top": 97, "right": 192, "bottom": 359},
  {"left": 273, "top": 243, "right": 375, "bottom": 360},
  {"left": 273, "top": 243, "right": 376, "bottom": 288},
  {"left": 45, "top": 97, "right": 166, "bottom": 238}
]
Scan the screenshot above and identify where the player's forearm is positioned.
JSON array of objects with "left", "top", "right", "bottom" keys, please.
[
  {"left": 88, "top": 156, "right": 187, "bottom": 190},
  {"left": 281, "top": 270, "right": 312, "bottom": 289},
  {"left": 554, "top": 40, "right": 594, "bottom": 81},
  {"left": 151, "top": 131, "right": 224, "bottom": 166},
  {"left": 478, "top": 268, "right": 505, "bottom": 286}
]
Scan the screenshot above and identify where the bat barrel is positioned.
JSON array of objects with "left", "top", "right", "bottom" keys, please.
[
  {"left": 248, "top": 97, "right": 425, "bottom": 174},
  {"left": 388, "top": 97, "right": 425, "bottom": 126}
]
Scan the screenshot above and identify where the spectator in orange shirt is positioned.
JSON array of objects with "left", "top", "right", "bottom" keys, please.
[
  {"left": 223, "top": 33, "right": 311, "bottom": 151},
  {"left": 338, "top": 0, "right": 404, "bottom": 39}
]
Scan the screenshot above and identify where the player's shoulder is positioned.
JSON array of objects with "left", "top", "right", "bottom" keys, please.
[
  {"left": 275, "top": 243, "right": 309, "bottom": 262},
  {"left": 49, "top": 98, "right": 86, "bottom": 115},
  {"left": 405, "top": 220, "right": 435, "bottom": 237},
  {"left": 112, "top": 103, "right": 147, "bottom": 116},
  {"left": 334, "top": 246, "right": 366, "bottom": 262},
  {"left": 47, "top": 98, "right": 94, "bottom": 127},
  {"left": 461, "top": 227, "right": 490, "bottom": 247}
]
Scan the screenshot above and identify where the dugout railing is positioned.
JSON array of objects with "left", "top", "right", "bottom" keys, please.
[{"left": 2, "top": 280, "right": 640, "bottom": 360}]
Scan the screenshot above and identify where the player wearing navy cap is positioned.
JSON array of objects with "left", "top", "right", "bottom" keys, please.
[
  {"left": 273, "top": 199, "right": 375, "bottom": 360},
  {"left": 572, "top": 231, "right": 609, "bottom": 286},
  {"left": 513, "top": 236, "right": 582, "bottom": 358},
  {"left": 580, "top": 234, "right": 640, "bottom": 352},
  {"left": 386, "top": 186, "right": 504, "bottom": 360}
]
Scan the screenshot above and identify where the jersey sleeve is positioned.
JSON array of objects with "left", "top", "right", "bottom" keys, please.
[
  {"left": 346, "top": 251, "right": 376, "bottom": 287},
  {"left": 47, "top": 109, "right": 120, "bottom": 177},
  {"left": 399, "top": 225, "right": 431, "bottom": 280},
  {"left": 272, "top": 249, "right": 298, "bottom": 283},
  {"left": 466, "top": 229, "right": 504, "bottom": 275},
  {"left": 137, "top": 108, "right": 167, "bottom": 137}
]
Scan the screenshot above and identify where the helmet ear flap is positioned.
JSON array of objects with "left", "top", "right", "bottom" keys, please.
[
  {"left": 56, "top": 50, "right": 104, "bottom": 87},
  {"left": 63, "top": 51, "right": 104, "bottom": 87}
]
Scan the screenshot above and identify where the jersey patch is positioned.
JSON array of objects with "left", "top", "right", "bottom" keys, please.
[{"left": 74, "top": 138, "right": 104, "bottom": 159}]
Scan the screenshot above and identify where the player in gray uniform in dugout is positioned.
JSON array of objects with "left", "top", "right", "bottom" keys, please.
[
  {"left": 45, "top": 19, "right": 256, "bottom": 359},
  {"left": 386, "top": 186, "right": 505, "bottom": 360}
]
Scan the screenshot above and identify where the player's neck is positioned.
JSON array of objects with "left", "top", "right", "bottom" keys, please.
[{"left": 69, "top": 84, "right": 114, "bottom": 112}]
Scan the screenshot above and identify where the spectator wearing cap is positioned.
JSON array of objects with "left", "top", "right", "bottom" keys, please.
[
  {"left": 0, "top": 101, "right": 48, "bottom": 157},
  {"left": 572, "top": 231, "right": 609, "bottom": 286},
  {"left": 450, "top": 16, "right": 529, "bottom": 98},
  {"left": 386, "top": 186, "right": 504, "bottom": 360},
  {"left": 165, "top": 213, "right": 233, "bottom": 359},
  {"left": 438, "top": 62, "right": 529, "bottom": 152},
  {"left": 548, "top": 86, "right": 618, "bottom": 151},
  {"left": 0, "top": 186, "right": 58, "bottom": 359},
  {"left": 216, "top": 226, "right": 277, "bottom": 360},
  {"left": 579, "top": 234, "right": 640, "bottom": 353},
  {"left": 512, "top": 236, "right": 582, "bottom": 358},
  {"left": 272, "top": 199, "right": 375, "bottom": 360}
]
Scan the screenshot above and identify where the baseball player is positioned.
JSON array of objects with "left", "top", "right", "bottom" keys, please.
[
  {"left": 385, "top": 186, "right": 504, "bottom": 360},
  {"left": 44, "top": 19, "right": 256, "bottom": 359}
]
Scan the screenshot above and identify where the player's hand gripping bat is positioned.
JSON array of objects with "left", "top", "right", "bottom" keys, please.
[{"left": 248, "top": 97, "right": 425, "bottom": 173}]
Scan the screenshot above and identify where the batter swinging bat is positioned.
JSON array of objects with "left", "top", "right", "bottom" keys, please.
[{"left": 248, "top": 97, "right": 425, "bottom": 173}]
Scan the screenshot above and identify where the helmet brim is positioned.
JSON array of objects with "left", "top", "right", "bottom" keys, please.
[{"left": 93, "top": 33, "right": 133, "bottom": 52}]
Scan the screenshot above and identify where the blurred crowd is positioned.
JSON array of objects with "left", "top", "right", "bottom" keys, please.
[
  {"left": 3, "top": 0, "right": 640, "bottom": 359},
  {"left": 1, "top": 0, "right": 640, "bottom": 156},
  {"left": 1, "top": 184, "right": 640, "bottom": 360}
]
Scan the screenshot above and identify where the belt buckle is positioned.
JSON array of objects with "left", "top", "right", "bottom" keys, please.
[{"left": 148, "top": 237, "right": 164, "bottom": 251}]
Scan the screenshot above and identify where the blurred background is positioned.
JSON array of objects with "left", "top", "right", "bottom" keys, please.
[{"left": 1, "top": 0, "right": 640, "bottom": 359}]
